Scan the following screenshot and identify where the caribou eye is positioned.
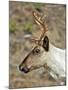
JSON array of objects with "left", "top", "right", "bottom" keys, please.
[
  {"left": 33, "top": 48, "right": 40, "bottom": 54},
  {"left": 35, "top": 49, "right": 40, "bottom": 53}
]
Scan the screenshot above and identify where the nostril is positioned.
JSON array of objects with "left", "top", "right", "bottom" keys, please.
[
  {"left": 23, "top": 68, "right": 29, "bottom": 73},
  {"left": 19, "top": 67, "right": 23, "bottom": 72}
]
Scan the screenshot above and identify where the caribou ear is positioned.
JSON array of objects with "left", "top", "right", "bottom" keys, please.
[{"left": 43, "top": 36, "right": 49, "bottom": 51}]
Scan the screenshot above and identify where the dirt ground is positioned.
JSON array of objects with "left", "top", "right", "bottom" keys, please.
[{"left": 9, "top": 1, "right": 66, "bottom": 89}]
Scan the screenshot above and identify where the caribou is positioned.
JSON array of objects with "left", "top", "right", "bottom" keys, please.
[{"left": 19, "top": 11, "right": 66, "bottom": 85}]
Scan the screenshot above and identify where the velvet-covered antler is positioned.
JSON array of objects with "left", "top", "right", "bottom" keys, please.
[{"left": 32, "top": 11, "right": 48, "bottom": 44}]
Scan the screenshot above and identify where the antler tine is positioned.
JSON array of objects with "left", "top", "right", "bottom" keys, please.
[
  {"left": 32, "top": 11, "right": 43, "bottom": 26},
  {"left": 32, "top": 11, "right": 48, "bottom": 44}
]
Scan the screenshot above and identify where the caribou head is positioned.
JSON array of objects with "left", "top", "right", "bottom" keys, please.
[
  {"left": 19, "top": 11, "right": 65, "bottom": 83},
  {"left": 19, "top": 11, "right": 49, "bottom": 73}
]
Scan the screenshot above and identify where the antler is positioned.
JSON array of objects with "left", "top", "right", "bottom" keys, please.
[{"left": 32, "top": 11, "right": 48, "bottom": 44}]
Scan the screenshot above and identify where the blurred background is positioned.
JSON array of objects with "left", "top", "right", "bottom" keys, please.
[{"left": 9, "top": 1, "right": 66, "bottom": 89}]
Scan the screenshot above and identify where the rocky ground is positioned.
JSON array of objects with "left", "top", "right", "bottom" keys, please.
[{"left": 9, "top": 1, "right": 66, "bottom": 89}]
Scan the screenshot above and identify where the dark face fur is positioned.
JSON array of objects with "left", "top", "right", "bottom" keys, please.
[{"left": 19, "top": 36, "right": 49, "bottom": 73}]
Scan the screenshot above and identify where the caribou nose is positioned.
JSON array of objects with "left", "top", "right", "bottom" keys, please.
[{"left": 19, "top": 65, "right": 29, "bottom": 73}]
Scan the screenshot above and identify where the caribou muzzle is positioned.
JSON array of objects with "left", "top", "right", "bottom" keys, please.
[{"left": 19, "top": 64, "right": 30, "bottom": 73}]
